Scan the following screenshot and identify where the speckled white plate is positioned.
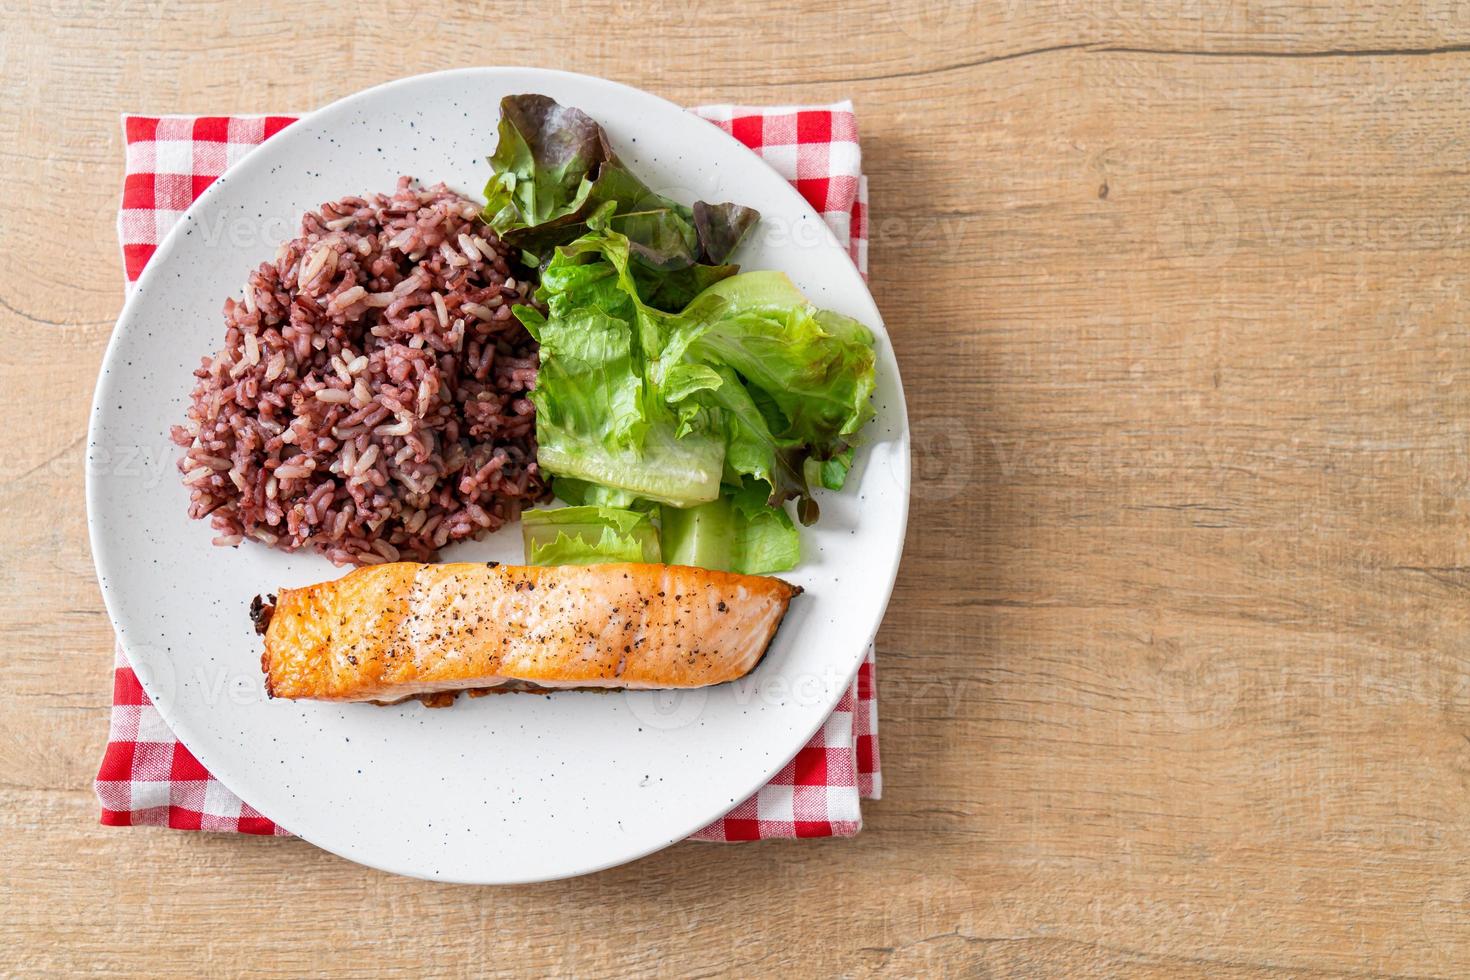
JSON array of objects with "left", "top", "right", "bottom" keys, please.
[{"left": 87, "top": 68, "right": 909, "bottom": 883}]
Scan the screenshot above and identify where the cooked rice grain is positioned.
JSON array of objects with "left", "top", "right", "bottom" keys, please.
[{"left": 172, "top": 177, "right": 549, "bottom": 566}]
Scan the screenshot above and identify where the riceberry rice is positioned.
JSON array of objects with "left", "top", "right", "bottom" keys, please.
[{"left": 172, "top": 177, "right": 549, "bottom": 566}]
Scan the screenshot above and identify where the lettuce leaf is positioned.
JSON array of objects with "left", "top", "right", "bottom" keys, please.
[
  {"left": 551, "top": 477, "right": 653, "bottom": 511},
  {"left": 483, "top": 95, "right": 757, "bottom": 310},
  {"left": 522, "top": 506, "right": 661, "bottom": 565},
  {"left": 483, "top": 95, "right": 604, "bottom": 234},
  {"left": 659, "top": 498, "right": 737, "bottom": 570},
  {"left": 519, "top": 223, "right": 875, "bottom": 536},
  {"left": 728, "top": 478, "right": 801, "bottom": 573},
  {"left": 519, "top": 496, "right": 794, "bottom": 575},
  {"left": 691, "top": 272, "right": 876, "bottom": 448},
  {"left": 676, "top": 272, "right": 877, "bottom": 522},
  {"left": 487, "top": 95, "right": 877, "bottom": 572},
  {"left": 518, "top": 211, "right": 730, "bottom": 506},
  {"left": 660, "top": 481, "right": 800, "bottom": 575}
]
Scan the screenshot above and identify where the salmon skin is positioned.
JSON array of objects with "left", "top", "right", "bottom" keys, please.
[{"left": 255, "top": 562, "right": 801, "bottom": 704}]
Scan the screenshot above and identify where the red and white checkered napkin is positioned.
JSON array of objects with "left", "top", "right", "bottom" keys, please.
[{"left": 98, "top": 103, "right": 880, "bottom": 843}]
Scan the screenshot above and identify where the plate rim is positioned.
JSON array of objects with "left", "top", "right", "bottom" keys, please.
[{"left": 86, "top": 65, "right": 911, "bottom": 882}]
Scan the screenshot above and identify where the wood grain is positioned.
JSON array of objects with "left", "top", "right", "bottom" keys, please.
[{"left": 6, "top": 0, "right": 1470, "bottom": 974}]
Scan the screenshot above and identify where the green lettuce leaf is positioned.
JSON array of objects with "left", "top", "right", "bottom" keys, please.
[
  {"left": 727, "top": 478, "right": 801, "bottom": 574},
  {"left": 660, "top": 481, "right": 799, "bottom": 575},
  {"left": 690, "top": 364, "right": 808, "bottom": 505},
  {"left": 535, "top": 419, "right": 723, "bottom": 508},
  {"left": 486, "top": 96, "right": 877, "bottom": 570},
  {"left": 524, "top": 230, "right": 876, "bottom": 532},
  {"left": 690, "top": 271, "right": 876, "bottom": 448},
  {"left": 517, "top": 213, "right": 727, "bottom": 507},
  {"left": 522, "top": 506, "right": 661, "bottom": 565},
  {"left": 675, "top": 271, "right": 877, "bottom": 522},
  {"left": 659, "top": 498, "right": 738, "bottom": 570},
  {"left": 550, "top": 477, "right": 653, "bottom": 511}
]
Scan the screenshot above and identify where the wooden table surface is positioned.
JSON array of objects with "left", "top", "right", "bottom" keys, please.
[{"left": 7, "top": 1, "right": 1470, "bottom": 975}]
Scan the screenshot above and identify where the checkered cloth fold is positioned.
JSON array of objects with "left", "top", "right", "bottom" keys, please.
[{"left": 97, "top": 101, "right": 880, "bottom": 843}]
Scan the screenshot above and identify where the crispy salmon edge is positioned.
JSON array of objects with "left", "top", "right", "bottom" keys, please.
[{"left": 252, "top": 593, "right": 277, "bottom": 698}]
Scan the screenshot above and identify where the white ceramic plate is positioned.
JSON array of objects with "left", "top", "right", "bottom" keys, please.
[{"left": 88, "top": 68, "right": 909, "bottom": 883}]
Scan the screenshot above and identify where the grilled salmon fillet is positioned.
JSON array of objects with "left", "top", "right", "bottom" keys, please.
[{"left": 256, "top": 562, "right": 801, "bottom": 703}]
